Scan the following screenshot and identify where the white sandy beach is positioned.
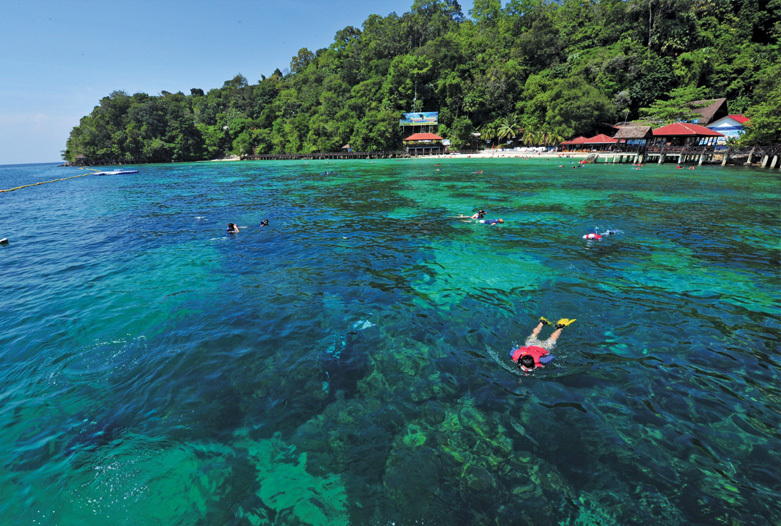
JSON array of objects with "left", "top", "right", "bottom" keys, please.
[{"left": 434, "top": 149, "right": 592, "bottom": 160}]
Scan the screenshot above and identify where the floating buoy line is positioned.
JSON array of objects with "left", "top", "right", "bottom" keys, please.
[{"left": 0, "top": 170, "right": 95, "bottom": 193}]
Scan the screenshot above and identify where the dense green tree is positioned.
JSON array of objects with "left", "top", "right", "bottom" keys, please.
[
  {"left": 351, "top": 109, "right": 402, "bottom": 151},
  {"left": 440, "top": 115, "right": 475, "bottom": 148},
  {"left": 381, "top": 54, "right": 434, "bottom": 110},
  {"left": 290, "top": 48, "right": 315, "bottom": 74},
  {"left": 63, "top": 0, "right": 780, "bottom": 164},
  {"left": 470, "top": 0, "right": 501, "bottom": 27},
  {"left": 516, "top": 15, "right": 564, "bottom": 70},
  {"left": 529, "top": 76, "right": 615, "bottom": 139},
  {"left": 741, "top": 62, "right": 781, "bottom": 145},
  {"left": 407, "top": 0, "right": 464, "bottom": 46},
  {"left": 638, "top": 85, "right": 708, "bottom": 125}
]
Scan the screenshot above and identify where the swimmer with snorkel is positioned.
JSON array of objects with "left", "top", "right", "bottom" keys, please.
[
  {"left": 510, "top": 317, "right": 575, "bottom": 371},
  {"left": 583, "top": 228, "right": 622, "bottom": 241},
  {"left": 455, "top": 209, "right": 487, "bottom": 222}
]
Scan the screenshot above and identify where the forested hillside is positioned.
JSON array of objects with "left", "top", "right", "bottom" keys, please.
[{"left": 63, "top": 0, "right": 781, "bottom": 164}]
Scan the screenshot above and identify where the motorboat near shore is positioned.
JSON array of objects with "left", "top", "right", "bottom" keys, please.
[{"left": 92, "top": 169, "right": 139, "bottom": 176}]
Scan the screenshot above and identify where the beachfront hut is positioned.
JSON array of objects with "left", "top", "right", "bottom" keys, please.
[
  {"left": 646, "top": 123, "right": 724, "bottom": 164},
  {"left": 404, "top": 132, "right": 444, "bottom": 156},
  {"left": 583, "top": 134, "right": 617, "bottom": 151},
  {"left": 560, "top": 136, "right": 588, "bottom": 151},
  {"left": 613, "top": 126, "right": 651, "bottom": 152},
  {"left": 341, "top": 144, "right": 353, "bottom": 152},
  {"left": 707, "top": 115, "right": 749, "bottom": 144},
  {"left": 651, "top": 123, "right": 724, "bottom": 147},
  {"left": 690, "top": 98, "right": 729, "bottom": 125}
]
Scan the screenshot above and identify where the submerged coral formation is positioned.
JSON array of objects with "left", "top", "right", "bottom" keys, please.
[{"left": 234, "top": 430, "right": 350, "bottom": 525}]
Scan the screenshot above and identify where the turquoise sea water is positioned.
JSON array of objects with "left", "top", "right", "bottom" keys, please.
[{"left": 1, "top": 159, "right": 779, "bottom": 525}]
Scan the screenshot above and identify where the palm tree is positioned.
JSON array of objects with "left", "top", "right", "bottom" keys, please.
[
  {"left": 523, "top": 129, "right": 541, "bottom": 146},
  {"left": 480, "top": 121, "right": 499, "bottom": 148},
  {"left": 549, "top": 129, "right": 566, "bottom": 148},
  {"left": 497, "top": 115, "right": 521, "bottom": 146}
]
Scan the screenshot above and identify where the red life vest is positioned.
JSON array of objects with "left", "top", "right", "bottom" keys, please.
[{"left": 511, "top": 345, "right": 549, "bottom": 366}]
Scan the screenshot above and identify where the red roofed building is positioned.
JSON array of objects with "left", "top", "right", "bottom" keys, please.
[
  {"left": 707, "top": 114, "right": 750, "bottom": 143},
  {"left": 652, "top": 122, "right": 723, "bottom": 138},
  {"left": 560, "top": 136, "right": 588, "bottom": 150},
  {"left": 646, "top": 122, "right": 725, "bottom": 164},
  {"left": 404, "top": 132, "right": 445, "bottom": 156},
  {"left": 582, "top": 133, "right": 618, "bottom": 151},
  {"left": 584, "top": 134, "right": 617, "bottom": 144},
  {"left": 405, "top": 132, "right": 443, "bottom": 141},
  {"left": 651, "top": 123, "right": 724, "bottom": 148},
  {"left": 730, "top": 114, "right": 750, "bottom": 124}
]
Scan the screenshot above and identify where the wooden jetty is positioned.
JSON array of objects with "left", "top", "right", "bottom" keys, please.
[{"left": 578, "top": 143, "right": 781, "bottom": 169}]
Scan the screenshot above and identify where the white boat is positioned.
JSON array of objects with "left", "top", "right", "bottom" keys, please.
[{"left": 93, "top": 169, "right": 139, "bottom": 176}]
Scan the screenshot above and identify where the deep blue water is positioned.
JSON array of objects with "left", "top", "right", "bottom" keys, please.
[{"left": 1, "top": 159, "right": 779, "bottom": 525}]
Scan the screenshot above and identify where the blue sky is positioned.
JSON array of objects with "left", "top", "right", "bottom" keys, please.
[{"left": 0, "top": 0, "right": 479, "bottom": 165}]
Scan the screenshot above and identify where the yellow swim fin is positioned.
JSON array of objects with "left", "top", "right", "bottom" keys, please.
[
  {"left": 556, "top": 318, "right": 576, "bottom": 328},
  {"left": 539, "top": 316, "right": 551, "bottom": 325}
]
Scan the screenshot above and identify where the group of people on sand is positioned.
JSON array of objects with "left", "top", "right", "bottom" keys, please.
[{"left": 227, "top": 219, "right": 269, "bottom": 234}]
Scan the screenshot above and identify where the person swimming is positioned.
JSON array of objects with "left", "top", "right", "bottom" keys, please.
[
  {"left": 510, "top": 317, "right": 576, "bottom": 371},
  {"left": 260, "top": 219, "right": 269, "bottom": 227},
  {"left": 480, "top": 218, "right": 504, "bottom": 225},
  {"left": 227, "top": 223, "right": 240, "bottom": 233},
  {"left": 583, "top": 228, "right": 622, "bottom": 240},
  {"left": 455, "top": 209, "right": 486, "bottom": 222}
]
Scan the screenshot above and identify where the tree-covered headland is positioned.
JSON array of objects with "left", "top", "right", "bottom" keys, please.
[{"left": 63, "top": 0, "right": 781, "bottom": 164}]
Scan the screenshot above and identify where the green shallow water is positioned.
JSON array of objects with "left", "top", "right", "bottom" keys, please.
[{"left": 1, "top": 159, "right": 779, "bottom": 525}]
